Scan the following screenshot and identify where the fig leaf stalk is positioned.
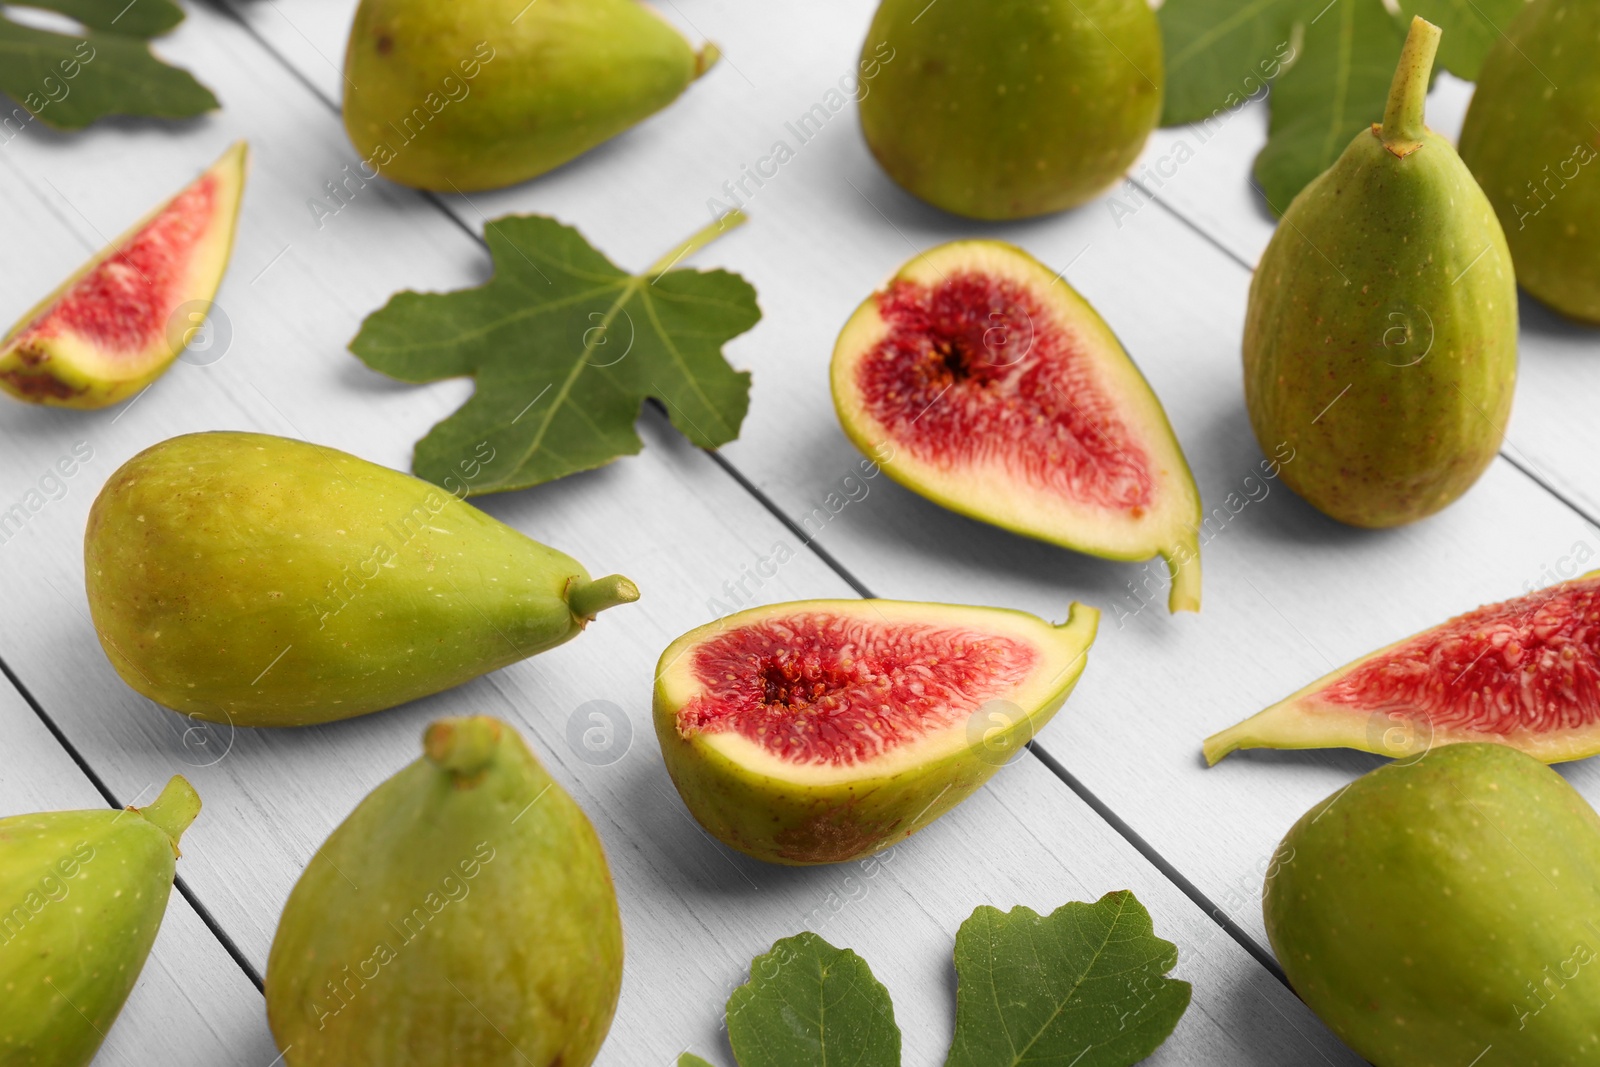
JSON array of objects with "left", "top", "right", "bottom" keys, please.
[{"left": 1380, "top": 16, "right": 1442, "bottom": 157}]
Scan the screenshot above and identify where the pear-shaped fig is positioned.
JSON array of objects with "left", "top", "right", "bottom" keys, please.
[
  {"left": 1459, "top": 0, "right": 1600, "bottom": 324},
  {"left": 858, "top": 0, "right": 1162, "bottom": 219},
  {"left": 0, "top": 142, "right": 246, "bottom": 408},
  {"left": 85, "top": 432, "right": 638, "bottom": 727},
  {"left": 832, "top": 240, "right": 1202, "bottom": 612},
  {"left": 0, "top": 777, "right": 200, "bottom": 1067},
  {"left": 343, "top": 0, "right": 718, "bottom": 192},
  {"left": 265, "top": 716, "right": 623, "bottom": 1066},
  {"left": 654, "top": 598, "right": 1098, "bottom": 865},
  {"left": 1244, "top": 17, "right": 1517, "bottom": 527},
  {"left": 1205, "top": 569, "right": 1600, "bottom": 765},
  {"left": 1266, "top": 744, "right": 1600, "bottom": 1064}
]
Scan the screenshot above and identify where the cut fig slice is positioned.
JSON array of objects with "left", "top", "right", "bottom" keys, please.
[
  {"left": 653, "top": 598, "right": 1098, "bottom": 865},
  {"left": 1205, "top": 571, "right": 1600, "bottom": 765},
  {"left": 0, "top": 141, "right": 247, "bottom": 409},
  {"left": 831, "top": 240, "right": 1202, "bottom": 612}
]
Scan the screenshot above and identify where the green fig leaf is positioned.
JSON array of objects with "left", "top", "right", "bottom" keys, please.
[
  {"left": 0, "top": 0, "right": 218, "bottom": 130},
  {"left": 726, "top": 932, "right": 902, "bottom": 1067},
  {"left": 1158, "top": 0, "right": 1307, "bottom": 126},
  {"left": 1396, "top": 0, "right": 1522, "bottom": 80},
  {"left": 679, "top": 1056, "right": 719, "bottom": 1067},
  {"left": 352, "top": 212, "right": 760, "bottom": 496},
  {"left": 1252, "top": 0, "right": 1405, "bottom": 215},
  {"left": 944, "top": 892, "right": 1191, "bottom": 1067}
]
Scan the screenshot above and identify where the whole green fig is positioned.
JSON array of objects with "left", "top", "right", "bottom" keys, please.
[
  {"left": 343, "top": 0, "right": 719, "bottom": 192},
  {"left": 1459, "top": 0, "right": 1600, "bottom": 324},
  {"left": 266, "top": 716, "right": 623, "bottom": 1066},
  {"left": 1266, "top": 744, "right": 1600, "bottom": 1065},
  {"left": 0, "top": 777, "right": 201, "bottom": 1067},
  {"left": 85, "top": 432, "right": 637, "bottom": 727},
  {"left": 1244, "top": 17, "right": 1517, "bottom": 527},
  {"left": 858, "top": 0, "right": 1163, "bottom": 220}
]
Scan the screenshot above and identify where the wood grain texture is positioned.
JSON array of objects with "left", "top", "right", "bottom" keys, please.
[{"left": 0, "top": 1, "right": 1364, "bottom": 1063}]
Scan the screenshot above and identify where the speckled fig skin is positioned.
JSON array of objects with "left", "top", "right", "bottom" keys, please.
[
  {"left": 1459, "top": 0, "right": 1600, "bottom": 324},
  {"left": 343, "top": 0, "right": 718, "bottom": 192},
  {"left": 858, "top": 0, "right": 1163, "bottom": 220},
  {"left": 265, "top": 717, "right": 623, "bottom": 1067},
  {"left": 0, "top": 777, "right": 200, "bottom": 1067},
  {"left": 1265, "top": 744, "right": 1600, "bottom": 1066},
  {"left": 1244, "top": 18, "right": 1517, "bottom": 528},
  {"left": 84, "top": 432, "right": 637, "bottom": 727}
]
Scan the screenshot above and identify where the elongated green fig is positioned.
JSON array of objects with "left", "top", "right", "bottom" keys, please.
[
  {"left": 342, "top": 0, "right": 719, "bottom": 192},
  {"left": 1266, "top": 744, "right": 1600, "bottom": 1064},
  {"left": 858, "top": 0, "right": 1163, "bottom": 220},
  {"left": 85, "top": 432, "right": 637, "bottom": 727},
  {"left": 1459, "top": 0, "right": 1600, "bottom": 324},
  {"left": 655, "top": 599, "right": 1098, "bottom": 865},
  {"left": 0, "top": 777, "right": 200, "bottom": 1067},
  {"left": 266, "top": 716, "right": 622, "bottom": 1066},
  {"left": 1204, "top": 570, "right": 1600, "bottom": 765},
  {"left": 1244, "top": 17, "right": 1517, "bottom": 528},
  {"left": 832, "top": 240, "right": 1203, "bottom": 612}
]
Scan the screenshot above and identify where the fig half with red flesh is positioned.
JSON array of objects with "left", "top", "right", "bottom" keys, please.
[
  {"left": 1205, "top": 571, "right": 1600, "bottom": 765},
  {"left": 0, "top": 141, "right": 247, "bottom": 409},
  {"left": 653, "top": 598, "right": 1098, "bottom": 865},
  {"left": 831, "top": 240, "right": 1202, "bottom": 613}
]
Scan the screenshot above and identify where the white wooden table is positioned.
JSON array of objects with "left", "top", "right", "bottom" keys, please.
[{"left": 1, "top": 2, "right": 1592, "bottom": 1063}]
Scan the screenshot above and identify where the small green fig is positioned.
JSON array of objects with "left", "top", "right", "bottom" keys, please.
[
  {"left": 0, "top": 777, "right": 201, "bottom": 1067},
  {"left": 85, "top": 432, "right": 638, "bottom": 727},
  {"left": 1243, "top": 17, "right": 1517, "bottom": 527},
  {"left": 265, "top": 716, "right": 623, "bottom": 1066},
  {"left": 1459, "top": 0, "right": 1600, "bottom": 324},
  {"left": 342, "top": 0, "right": 719, "bottom": 192},
  {"left": 857, "top": 0, "right": 1163, "bottom": 220},
  {"left": 1266, "top": 744, "right": 1600, "bottom": 1064}
]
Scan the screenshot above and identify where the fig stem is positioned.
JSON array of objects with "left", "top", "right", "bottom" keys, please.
[
  {"left": 645, "top": 211, "right": 748, "bottom": 277},
  {"left": 695, "top": 43, "right": 722, "bottom": 79},
  {"left": 568, "top": 573, "right": 640, "bottom": 619},
  {"left": 135, "top": 776, "right": 201, "bottom": 848},
  {"left": 1164, "top": 543, "right": 1202, "bottom": 615},
  {"left": 424, "top": 716, "right": 503, "bottom": 778},
  {"left": 1380, "top": 16, "right": 1441, "bottom": 157}
]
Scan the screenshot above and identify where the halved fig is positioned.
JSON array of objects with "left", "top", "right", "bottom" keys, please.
[
  {"left": 653, "top": 598, "right": 1098, "bottom": 865},
  {"left": 831, "top": 240, "right": 1202, "bottom": 612},
  {"left": 1205, "top": 571, "right": 1600, "bottom": 765},
  {"left": 0, "top": 141, "right": 247, "bottom": 409}
]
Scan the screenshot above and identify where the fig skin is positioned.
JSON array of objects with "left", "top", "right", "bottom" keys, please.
[
  {"left": 0, "top": 777, "right": 200, "bottom": 1067},
  {"left": 266, "top": 717, "right": 623, "bottom": 1067},
  {"left": 342, "top": 0, "right": 718, "bottom": 192},
  {"left": 84, "top": 432, "right": 638, "bottom": 727},
  {"left": 858, "top": 0, "right": 1163, "bottom": 220},
  {"left": 1459, "top": 0, "right": 1600, "bottom": 325},
  {"left": 1265, "top": 744, "right": 1600, "bottom": 1065},
  {"left": 1244, "top": 18, "right": 1517, "bottom": 528},
  {"left": 653, "top": 599, "right": 1098, "bottom": 866}
]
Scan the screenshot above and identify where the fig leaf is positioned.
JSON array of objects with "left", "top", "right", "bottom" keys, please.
[
  {"left": 0, "top": 0, "right": 218, "bottom": 130},
  {"left": 1395, "top": 0, "right": 1523, "bottom": 80},
  {"left": 679, "top": 1055, "right": 719, "bottom": 1067},
  {"left": 726, "top": 932, "right": 902, "bottom": 1067},
  {"left": 945, "top": 892, "right": 1191, "bottom": 1067},
  {"left": 352, "top": 212, "right": 760, "bottom": 496},
  {"left": 1158, "top": 0, "right": 1306, "bottom": 127}
]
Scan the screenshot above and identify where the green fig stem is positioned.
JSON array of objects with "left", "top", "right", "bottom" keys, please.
[
  {"left": 135, "top": 776, "right": 201, "bottom": 849},
  {"left": 1379, "top": 16, "right": 1441, "bottom": 157},
  {"left": 567, "top": 573, "right": 640, "bottom": 619},
  {"left": 1164, "top": 542, "right": 1202, "bottom": 615},
  {"left": 695, "top": 42, "right": 721, "bottom": 79},
  {"left": 645, "top": 211, "right": 748, "bottom": 277},
  {"left": 425, "top": 716, "right": 504, "bottom": 779}
]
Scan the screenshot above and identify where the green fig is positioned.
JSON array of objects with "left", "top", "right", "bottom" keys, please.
[
  {"left": 342, "top": 0, "right": 719, "bottom": 192},
  {"left": 857, "top": 0, "right": 1163, "bottom": 220},
  {"left": 266, "top": 716, "right": 623, "bottom": 1067},
  {"left": 1459, "top": 0, "right": 1600, "bottom": 324},
  {"left": 1265, "top": 744, "right": 1600, "bottom": 1065},
  {"left": 1243, "top": 17, "right": 1517, "bottom": 528},
  {"left": 84, "top": 432, "right": 638, "bottom": 727},
  {"left": 0, "top": 777, "right": 201, "bottom": 1067}
]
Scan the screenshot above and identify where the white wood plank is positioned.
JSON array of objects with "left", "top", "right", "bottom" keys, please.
[
  {"left": 0, "top": 680, "right": 274, "bottom": 1065},
  {"left": 0, "top": 2, "right": 1361, "bottom": 1062}
]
